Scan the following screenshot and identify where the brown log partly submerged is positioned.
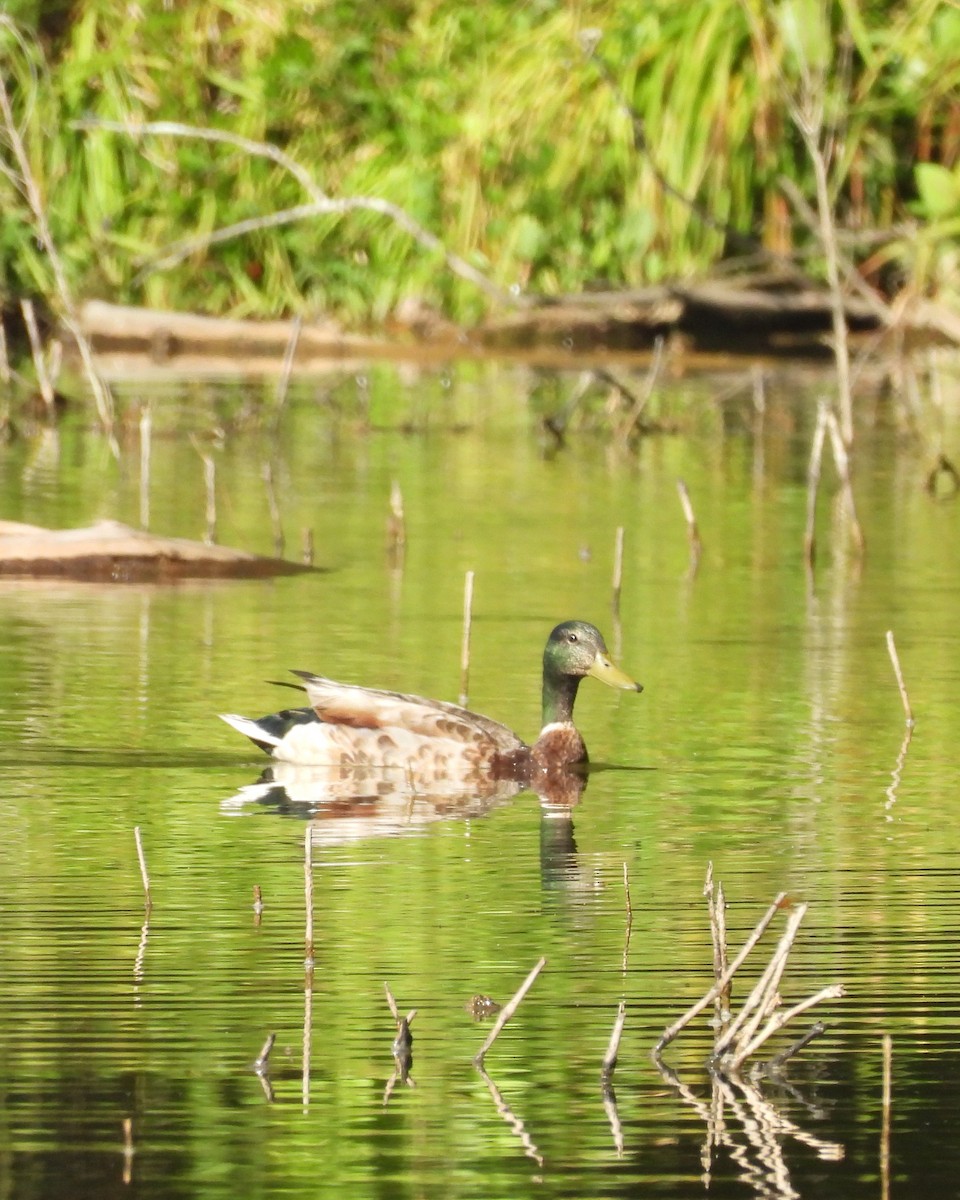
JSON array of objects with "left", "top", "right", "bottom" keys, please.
[{"left": 0, "top": 519, "right": 316, "bottom": 582}]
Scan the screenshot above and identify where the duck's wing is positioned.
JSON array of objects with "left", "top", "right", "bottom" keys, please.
[{"left": 291, "top": 670, "right": 525, "bottom": 753}]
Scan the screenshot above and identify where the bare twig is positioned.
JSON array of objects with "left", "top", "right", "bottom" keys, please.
[
  {"left": 881, "top": 1034, "right": 892, "bottom": 1200},
  {"left": 261, "top": 461, "right": 285, "bottom": 558},
  {"left": 301, "top": 527, "right": 314, "bottom": 566},
  {"left": 611, "top": 526, "right": 624, "bottom": 616},
  {"left": 474, "top": 956, "right": 546, "bottom": 1065},
  {"left": 735, "top": 984, "right": 846, "bottom": 1066},
  {"left": 654, "top": 893, "right": 786, "bottom": 1055},
  {"left": 19, "top": 299, "right": 55, "bottom": 414},
  {"left": 823, "top": 407, "right": 865, "bottom": 556},
  {"left": 804, "top": 405, "right": 828, "bottom": 566},
  {"left": 254, "top": 1032, "right": 276, "bottom": 1074},
  {"left": 602, "top": 1000, "right": 628, "bottom": 1079},
  {"left": 122, "top": 1117, "right": 135, "bottom": 1185},
  {"left": 676, "top": 479, "right": 703, "bottom": 573},
  {"left": 714, "top": 902, "right": 808, "bottom": 1061},
  {"left": 459, "top": 569, "right": 475, "bottom": 707},
  {"left": 274, "top": 314, "right": 302, "bottom": 418},
  {"left": 133, "top": 826, "right": 151, "bottom": 911},
  {"left": 611, "top": 339, "right": 666, "bottom": 443},
  {"left": 386, "top": 480, "right": 406, "bottom": 556},
  {"left": 759, "top": 1020, "right": 827, "bottom": 1073},
  {"left": 304, "top": 827, "right": 314, "bottom": 967},
  {"left": 139, "top": 403, "right": 152, "bottom": 530},
  {"left": 885, "top": 630, "right": 914, "bottom": 727},
  {"left": 72, "top": 118, "right": 519, "bottom": 308}
]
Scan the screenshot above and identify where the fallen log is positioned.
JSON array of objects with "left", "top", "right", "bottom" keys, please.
[{"left": 0, "top": 519, "right": 316, "bottom": 582}]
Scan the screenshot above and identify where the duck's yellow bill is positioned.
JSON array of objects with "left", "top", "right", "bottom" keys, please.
[{"left": 588, "top": 652, "right": 643, "bottom": 693}]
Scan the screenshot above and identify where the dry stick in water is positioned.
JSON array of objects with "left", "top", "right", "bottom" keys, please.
[
  {"left": 254, "top": 1032, "right": 276, "bottom": 1074},
  {"left": 139, "top": 403, "right": 152, "bottom": 530},
  {"left": 133, "top": 826, "right": 152, "bottom": 910},
  {"left": 653, "top": 893, "right": 787, "bottom": 1056},
  {"left": 262, "top": 461, "right": 285, "bottom": 558},
  {"left": 304, "top": 827, "right": 315, "bottom": 966},
  {"left": 823, "top": 407, "right": 865, "bottom": 556},
  {"left": 602, "top": 1001, "right": 628, "bottom": 1079},
  {"left": 881, "top": 1034, "right": 893, "bottom": 1200},
  {"left": 19, "top": 300, "right": 55, "bottom": 415},
  {"left": 676, "top": 479, "right": 703, "bottom": 572},
  {"left": 459, "top": 570, "right": 475, "bottom": 707},
  {"left": 301, "top": 527, "right": 314, "bottom": 566},
  {"left": 273, "top": 314, "right": 302, "bottom": 420},
  {"left": 603, "top": 864, "right": 635, "bottom": 1080},
  {"left": 803, "top": 405, "right": 828, "bottom": 567},
  {"left": 885, "top": 631, "right": 914, "bottom": 727},
  {"left": 474, "top": 956, "right": 547, "bottom": 1065},
  {"left": 611, "top": 526, "right": 625, "bottom": 616}
]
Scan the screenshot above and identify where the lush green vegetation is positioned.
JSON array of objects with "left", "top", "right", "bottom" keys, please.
[{"left": 1, "top": 0, "right": 958, "bottom": 325}]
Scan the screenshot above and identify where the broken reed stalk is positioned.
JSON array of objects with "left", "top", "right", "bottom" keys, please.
[
  {"left": 713, "top": 902, "right": 809, "bottom": 1061},
  {"left": 705, "top": 864, "right": 730, "bottom": 1022},
  {"left": 474, "top": 956, "right": 546, "bottom": 1065},
  {"left": 611, "top": 526, "right": 625, "bottom": 615},
  {"left": 19, "top": 299, "right": 55, "bottom": 415},
  {"left": 885, "top": 630, "right": 914, "bottom": 727},
  {"left": 676, "top": 479, "right": 703, "bottom": 570},
  {"left": 602, "top": 1000, "right": 628, "bottom": 1078},
  {"left": 274, "top": 314, "right": 302, "bottom": 418},
  {"left": 0, "top": 46, "right": 117, "bottom": 451},
  {"left": 654, "top": 892, "right": 787, "bottom": 1055},
  {"left": 823, "top": 407, "right": 865, "bottom": 555},
  {"left": 386, "top": 480, "right": 406, "bottom": 553},
  {"left": 139, "top": 403, "right": 152, "bottom": 530},
  {"left": 254, "top": 1032, "right": 276, "bottom": 1074},
  {"left": 122, "top": 1117, "right": 135, "bottom": 1185},
  {"left": 301, "top": 527, "right": 314, "bottom": 566},
  {"left": 797, "top": 117, "right": 855, "bottom": 446},
  {"left": 612, "top": 337, "right": 665, "bottom": 443},
  {"left": 253, "top": 884, "right": 264, "bottom": 920},
  {"left": 804, "top": 405, "right": 828, "bottom": 566},
  {"left": 881, "top": 1034, "right": 892, "bottom": 1200},
  {"left": 133, "top": 826, "right": 151, "bottom": 910},
  {"left": 261, "top": 461, "right": 285, "bottom": 557},
  {"left": 459, "top": 569, "right": 475, "bottom": 707},
  {"left": 603, "top": 863, "right": 635, "bottom": 1080},
  {"left": 304, "top": 827, "right": 314, "bottom": 967}
]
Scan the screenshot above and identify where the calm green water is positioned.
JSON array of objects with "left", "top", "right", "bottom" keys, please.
[{"left": 1, "top": 358, "right": 959, "bottom": 1199}]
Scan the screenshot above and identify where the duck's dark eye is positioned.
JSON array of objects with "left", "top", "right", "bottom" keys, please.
[{"left": 567, "top": 632, "right": 578, "bottom": 643}]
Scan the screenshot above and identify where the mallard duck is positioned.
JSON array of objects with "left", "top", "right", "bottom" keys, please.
[{"left": 220, "top": 620, "right": 641, "bottom": 779}]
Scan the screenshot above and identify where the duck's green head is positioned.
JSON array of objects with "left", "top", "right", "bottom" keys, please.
[{"left": 541, "top": 621, "right": 642, "bottom": 726}]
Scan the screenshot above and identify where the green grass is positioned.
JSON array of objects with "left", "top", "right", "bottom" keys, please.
[{"left": 1, "top": 0, "right": 958, "bottom": 325}]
